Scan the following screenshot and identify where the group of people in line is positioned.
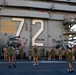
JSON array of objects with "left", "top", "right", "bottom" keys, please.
[
  {"left": 28, "top": 45, "right": 76, "bottom": 73},
  {"left": 3, "top": 45, "right": 76, "bottom": 73}
]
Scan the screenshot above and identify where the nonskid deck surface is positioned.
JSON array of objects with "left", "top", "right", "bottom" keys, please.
[{"left": 0, "top": 59, "right": 76, "bottom": 75}]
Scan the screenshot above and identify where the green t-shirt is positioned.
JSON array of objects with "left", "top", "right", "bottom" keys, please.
[
  {"left": 41, "top": 50, "right": 45, "bottom": 56},
  {"left": 7, "top": 47, "right": 13, "bottom": 56},
  {"left": 33, "top": 48, "right": 38, "bottom": 56},
  {"left": 12, "top": 50, "right": 16, "bottom": 55},
  {"left": 68, "top": 52, "right": 72, "bottom": 63},
  {"left": 59, "top": 49, "right": 62, "bottom": 55},
  {"left": 72, "top": 51, "right": 75, "bottom": 56},
  {"left": 28, "top": 50, "right": 32, "bottom": 56},
  {"left": 48, "top": 51, "right": 51, "bottom": 56}
]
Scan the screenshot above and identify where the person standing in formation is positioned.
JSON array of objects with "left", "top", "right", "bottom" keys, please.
[
  {"left": 32, "top": 45, "right": 38, "bottom": 65},
  {"left": 41, "top": 48, "right": 45, "bottom": 60},
  {"left": 3, "top": 47, "right": 8, "bottom": 61},
  {"left": 19, "top": 47, "right": 24, "bottom": 60},
  {"left": 48, "top": 49, "right": 51, "bottom": 60},
  {"left": 51, "top": 48, "right": 55, "bottom": 60},
  {"left": 28, "top": 48, "right": 32, "bottom": 60},
  {"left": 7, "top": 46, "right": 16, "bottom": 68},
  {"left": 12, "top": 47, "right": 16, "bottom": 61},
  {"left": 64, "top": 49, "right": 68, "bottom": 60},
  {"left": 67, "top": 48, "right": 74, "bottom": 73},
  {"left": 58, "top": 47, "right": 62, "bottom": 60}
]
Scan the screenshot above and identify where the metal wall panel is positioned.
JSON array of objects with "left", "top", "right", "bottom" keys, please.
[
  {"left": 49, "top": 14, "right": 63, "bottom": 20},
  {"left": 51, "top": 0, "right": 76, "bottom": 3},
  {"left": 0, "top": 9, "right": 64, "bottom": 20},
  {"left": 0, "top": 9, "right": 49, "bottom": 19},
  {"left": 0, "top": 0, "right": 76, "bottom": 12},
  {"left": 0, "top": 0, "right": 3, "bottom": 5},
  {"left": 48, "top": 20, "right": 63, "bottom": 46},
  {"left": 54, "top": 4, "right": 76, "bottom": 12},
  {"left": 0, "top": 17, "right": 31, "bottom": 56}
]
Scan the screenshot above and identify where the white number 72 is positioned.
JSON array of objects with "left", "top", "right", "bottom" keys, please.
[{"left": 12, "top": 18, "right": 44, "bottom": 46}]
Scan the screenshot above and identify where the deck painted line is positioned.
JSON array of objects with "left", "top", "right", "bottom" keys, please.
[{"left": 0, "top": 61, "right": 76, "bottom": 64}]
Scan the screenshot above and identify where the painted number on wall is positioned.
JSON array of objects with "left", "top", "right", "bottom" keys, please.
[
  {"left": 12, "top": 18, "right": 24, "bottom": 36},
  {"left": 32, "top": 19, "right": 44, "bottom": 46},
  {"left": 12, "top": 18, "right": 44, "bottom": 46}
]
